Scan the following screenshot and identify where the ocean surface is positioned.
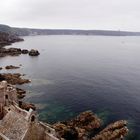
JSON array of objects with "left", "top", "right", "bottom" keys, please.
[{"left": 0, "top": 35, "right": 140, "bottom": 139}]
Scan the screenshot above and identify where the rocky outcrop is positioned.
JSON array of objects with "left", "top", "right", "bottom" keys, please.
[
  {"left": 91, "top": 120, "right": 128, "bottom": 140},
  {"left": 0, "top": 73, "right": 30, "bottom": 85},
  {"left": 29, "top": 49, "right": 40, "bottom": 56},
  {"left": 0, "top": 32, "right": 40, "bottom": 57},
  {"left": 53, "top": 111, "right": 128, "bottom": 140},
  {"left": 53, "top": 111, "right": 101, "bottom": 140},
  {"left": 0, "top": 32, "right": 24, "bottom": 47},
  {"left": 5, "top": 65, "right": 20, "bottom": 70},
  {"left": 0, "top": 47, "right": 22, "bottom": 57},
  {"left": 0, "top": 47, "right": 40, "bottom": 57}
]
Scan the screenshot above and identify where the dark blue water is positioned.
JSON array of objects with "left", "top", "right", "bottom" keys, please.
[{"left": 0, "top": 35, "right": 140, "bottom": 139}]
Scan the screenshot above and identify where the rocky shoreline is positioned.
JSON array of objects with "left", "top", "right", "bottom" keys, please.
[
  {"left": 53, "top": 111, "right": 128, "bottom": 140},
  {"left": 0, "top": 31, "right": 40, "bottom": 57},
  {"left": 0, "top": 34, "right": 129, "bottom": 140},
  {"left": 0, "top": 47, "right": 40, "bottom": 57},
  {"left": 0, "top": 32, "right": 24, "bottom": 47}
]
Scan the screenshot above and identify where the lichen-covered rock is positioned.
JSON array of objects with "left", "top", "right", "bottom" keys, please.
[{"left": 29, "top": 49, "right": 40, "bottom": 56}]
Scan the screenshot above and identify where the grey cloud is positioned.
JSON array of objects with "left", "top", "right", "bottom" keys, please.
[{"left": 0, "top": 0, "right": 140, "bottom": 31}]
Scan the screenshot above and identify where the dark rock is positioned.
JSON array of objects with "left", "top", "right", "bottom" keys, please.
[
  {"left": 0, "top": 48, "right": 40, "bottom": 57},
  {"left": 5, "top": 65, "right": 20, "bottom": 70},
  {"left": 17, "top": 94, "right": 26, "bottom": 99},
  {"left": 16, "top": 88, "right": 26, "bottom": 99},
  {"left": 16, "top": 88, "right": 26, "bottom": 94},
  {"left": 63, "top": 127, "right": 78, "bottom": 140},
  {"left": 0, "top": 32, "right": 24, "bottom": 47},
  {"left": 0, "top": 42, "right": 11, "bottom": 47},
  {"left": 0, "top": 47, "right": 22, "bottom": 57},
  {"left": 0, "top": 67, "right": 2, "bottom": 70},
  {"left": 29, "top": 49, "right": 40, "bottom": 56},
  {"left": 21, "top": 49, "right": 29, "bottom": 54}
]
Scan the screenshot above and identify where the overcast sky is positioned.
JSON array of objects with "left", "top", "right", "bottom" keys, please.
[{"left": 0, "top": 0, "right": 140, "bottom": 31}]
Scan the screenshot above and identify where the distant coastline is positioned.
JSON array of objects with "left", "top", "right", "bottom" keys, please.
[{"left": 1, "top": 24, "right": 140, "bottom": 36}]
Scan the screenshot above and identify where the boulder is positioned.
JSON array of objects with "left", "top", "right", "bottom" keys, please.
[
  {"left": 21, "top": 49, "right": 29, "bottom": 54},
  {"left": 29, "top": 49, "right": 40, "bottom": 56}
]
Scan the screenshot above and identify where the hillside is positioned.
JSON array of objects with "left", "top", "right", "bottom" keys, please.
[
  {"left": 1, "top": 24, "right": 140, "bottom": 36},
  {"left": 0, "top": 24, "right": 15, "bottom": 34},
  {"left": 13, "top": 27, "right": 140, "bottom": 36}
]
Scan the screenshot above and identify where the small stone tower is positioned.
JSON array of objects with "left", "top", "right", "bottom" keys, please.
[{"left": 0, "top": 81, "right": 17, "bottom": 119}]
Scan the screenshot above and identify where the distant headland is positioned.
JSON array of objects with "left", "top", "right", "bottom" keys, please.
[{"left": 1, "top": 24, "right": 140, "bottom": 36}]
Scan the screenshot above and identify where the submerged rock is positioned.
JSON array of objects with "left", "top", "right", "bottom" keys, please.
[
  {"left": 0, "top": 73, "right": 30, "bottom": 85},
  {"left": 29, "top": 49, "right": 40, "bottom": 56},
  {"left": 5, "top": 65, "right": 20, "bottom": 70}
]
